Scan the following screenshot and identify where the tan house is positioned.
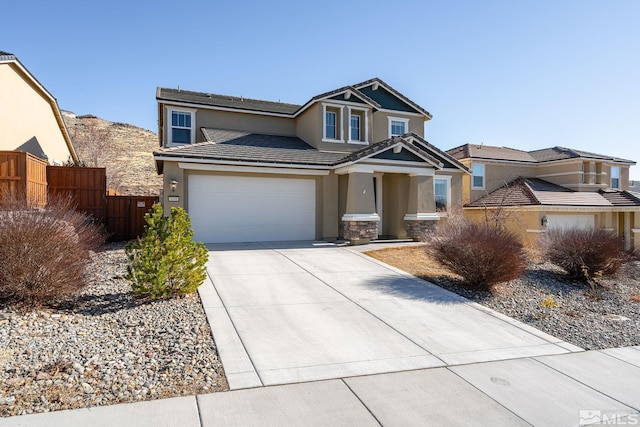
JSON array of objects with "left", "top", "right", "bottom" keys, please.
[
  {"left": 0, "top": 51, "right": 78, "bottom": 165},
  {"left": 154, "top": 78, "right": 469, "bottom": 244},
  {"left": 447, "top": 144, "right": 640, "bottom": 250}
]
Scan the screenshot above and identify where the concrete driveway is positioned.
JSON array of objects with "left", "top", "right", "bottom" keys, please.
[{"left": 200, "top": 242, "right": 580, "bottom": 389}]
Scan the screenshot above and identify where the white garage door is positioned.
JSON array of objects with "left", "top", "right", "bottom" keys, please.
[
  {"left": 188, "top": 174, "right": 316, "bottom": 243},
  {"left": 546, "top": 214, "right": 595, "bottom": 230}
]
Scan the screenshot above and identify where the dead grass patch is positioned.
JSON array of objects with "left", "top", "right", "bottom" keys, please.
[{"left": 365, "top": 245, "right": 458, "bottom": 280}]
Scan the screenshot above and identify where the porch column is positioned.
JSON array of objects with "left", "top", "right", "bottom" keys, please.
[
  {"left": 341, "top": 171, "right": 379, "bottom": 244},
  {"left": 586, "top": 161, "right": 596, "bottom": 185},
  {"left": 623, "top": 211, "right": 631, "bottom": 251},
  {"left": 633, "top": 212, "right": 640, "bottom": 252},
  {"left": 404, "top": 174, "right": 439, "bottom": 240}
]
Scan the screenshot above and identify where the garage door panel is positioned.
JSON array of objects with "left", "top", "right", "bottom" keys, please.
[
  {"left": 188, "top": 175, "right": 316, "bottom": 243},
  {"left": 547, "top": 214, "right": 595, "bottom": 230}
]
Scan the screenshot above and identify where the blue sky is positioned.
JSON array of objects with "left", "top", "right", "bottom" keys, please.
[{"left": 3, "top": 0, "right": 639, "bottom": 179}]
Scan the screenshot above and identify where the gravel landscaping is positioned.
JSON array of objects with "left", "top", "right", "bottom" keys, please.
[
  {"left": 0, "top": 244, "right": 227, "bottom": 417},
  {"left": 367, "top": 246, "right": 640, "bottom": 351}
]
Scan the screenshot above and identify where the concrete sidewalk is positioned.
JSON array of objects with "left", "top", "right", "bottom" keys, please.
[{"left": 4, "top": 347, "right": 640, "bottom": 426}]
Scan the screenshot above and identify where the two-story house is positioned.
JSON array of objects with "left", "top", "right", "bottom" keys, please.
[
  {"left": 447, "top": 144, "right": 640, "bottom": 250},
  {"left": 154, "top": 78, "right": 469, "bottom": 244}
]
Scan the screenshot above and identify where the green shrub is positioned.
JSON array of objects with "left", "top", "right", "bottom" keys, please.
[
  {"left": 427, "top": 217, "right": 527, "bottom": 291},
  {"left": 543, "top": 227, "right": 625, "bottom": 288},
  {"left": 0, "top": 197, "right": 105, "bottom": 306},
  {"left": 126, "top": 204, "right": 208, "bottom": 299}
]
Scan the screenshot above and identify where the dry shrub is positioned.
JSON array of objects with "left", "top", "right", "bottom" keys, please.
[
  {"left": 0, "top": 196, "right": 105, "bottom": 306},
  {"left": 426, "top": 216, "right": 527, "bottom": 291},
  {"left": 543, "top": 228, "right": 625, "bottom": 287}
]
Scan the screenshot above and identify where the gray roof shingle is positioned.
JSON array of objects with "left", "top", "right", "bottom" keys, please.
[
  {"left": 155, "top": 129, "right": 468, "bottom": 173},
  {"left": 156, "top": 88, "right": 301, "bottom": 115},
  {"left": 448, "top": 144, "right": 635, "bottom": 164},
  {"left": 156, "top": 129, "right": 345, "bottom": 166},
  {"left": 468, "top": 177, "right": 614, "bottom": 207}
]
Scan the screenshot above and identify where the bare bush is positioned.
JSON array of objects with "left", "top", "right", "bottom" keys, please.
[
  {"left": 543, "top": 228, "right": 625, "bottom": 288},
  {"left": 427, "top": 217, "right": 527, "bottom": 291},
  {"left": 0, "top": 197, "right": 105, "bottom": 306}
]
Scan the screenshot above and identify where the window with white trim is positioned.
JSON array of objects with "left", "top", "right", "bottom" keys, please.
[
  {"left": 472, "top": 163, "right": 485, "bottom": 189},
  {"left": 435, "top": 178, "right": 449, "bottom": 212},
  {"left": 322, "top": 104, "right": 344, "bottom": 142},
  {"left": 168, "top": 107, "right": 195, "bottom": 145},
  {"left": 388, "top": 117, "right": 409, "bottom": 138},
  {"left": 611, "top": 166, "right": 620, "bottom": 189},
  {"left": 350, "top": 114, "right": 360, "bottom": 141}
]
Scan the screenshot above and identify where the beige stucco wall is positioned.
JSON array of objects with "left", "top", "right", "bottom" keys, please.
[
  {"left": 321, "top": 172, "right": 339, "bottom": 239},
  {"left": 295, "top": 103, "right": 321, "bottom": 149},
  {"left": 467, "top": 161, "right": 536, "bottom": 204},
  {"left": 169, "top": 107, "right": 297, "bottom": 141},
  {"left": 463, "top": 207, "right": 542, "bottom": 248},
  {"left": 371, "top": 111, "right": 424, "bottom": 142},
  {"left": 382, "top": 174, "right": 410, "bottom": 237},
  {"left": 0, "top": 63, "right": 73, "bottom": 164}
]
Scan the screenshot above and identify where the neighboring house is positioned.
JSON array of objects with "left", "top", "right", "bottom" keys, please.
[
  {"left": 0, "top": 51, "right": 78, "bottom": 165},
  {"left": 154, "top": 78, "right": 468, "bottom": 244},
  {"left": 447, "top": 144, "right": 640, "bottom": 250}
]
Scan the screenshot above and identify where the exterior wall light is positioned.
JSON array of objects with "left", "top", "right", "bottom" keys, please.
[
  {"left": 170, "top": 179, "right": 178, "bottom": 192},
  {"left": 541, "top": 215, "right": 548, "bottom": 227}
]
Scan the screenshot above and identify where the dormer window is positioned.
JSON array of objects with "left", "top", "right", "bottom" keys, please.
[
  {"left": 167, "top": 107, "right": 196, "bottom": 145},
  {"left": 322, "top": 103, "right": 344, "bottom": 143},
  {"left": 611, "top": 166, "right": 620, "bottom": 189},
  {"left": 388, "top": 117, "right": 409, "bottom": 138},
  {"left": 348, "top": 106, "right": 368, "bottom": 144}
]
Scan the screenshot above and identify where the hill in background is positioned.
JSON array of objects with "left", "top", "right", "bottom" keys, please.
[{"left": 62, "top": 112, "right": 162, "bottom": 196}]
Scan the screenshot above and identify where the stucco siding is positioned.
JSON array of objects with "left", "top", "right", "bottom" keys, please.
[
  {"left": 191, "top": 108, "right": 296, "bottom": 139},
  {"left": 0, "top": 63, "right": 72, "bottom": 164}
]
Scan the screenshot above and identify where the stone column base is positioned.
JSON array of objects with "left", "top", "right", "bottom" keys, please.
[
  {"left": 343, "top": 221, "right": 378, "bottom": 244},
  {"left": 405, "top": 220, "right": 437, "bottom": 241}
]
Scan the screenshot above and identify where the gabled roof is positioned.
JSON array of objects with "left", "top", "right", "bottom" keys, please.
[
  {"left": 448, "top": 143, "right": 635, "bottom": 165},
  {"left": 468, "top": 177, "right": 615, "bottom": 207},
  {"left": 157, "top": 77, "right": 432, "bottom": 119},
  {"left": 354, "top": 78, "right": 432, "bottom": 118},
  {"left": 0, "top": 51, "right": 78, "bottom": 163},
  {"left": 154, "top": 129, "right": 467, "bottom": 174}
]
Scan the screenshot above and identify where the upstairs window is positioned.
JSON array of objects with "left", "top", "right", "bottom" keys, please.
[
  {"left": 435, "top": 178, "right": 449, "bottom": 212},
  {"left": 472, "top": 163, "right": 485, "bottom": 189},
  {"left": 347, "top": 107, "right": 368, "bottom": 144},
  {"left": 388, "top": 117, "right": 409, "bottom": 138},
  {"left": 350, "top": 114, "right": 360, "bottom": 141},
  {"left": 611, "top": 166, "right": 620, "bottom": 189},
  {"left": 322, "top": 104, "right": 344, "bottom": 142},
  {"left": 325, "top": 111, "right": 337, "bottom": 139},
  {"left": 168, "top": 108, "right": 195, "bottom": 145}
]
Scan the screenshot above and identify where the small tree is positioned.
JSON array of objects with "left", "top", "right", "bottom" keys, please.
[{"left": 126, "top": 204, "right": 208, "bottom": 299}]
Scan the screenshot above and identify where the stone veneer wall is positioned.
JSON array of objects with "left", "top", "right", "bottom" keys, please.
[
  {"left": 342, "top": 221, "right": 378, "bottom": 243},
  {"left": 405, "top": 220, "right": 437, "bottom": 241}
]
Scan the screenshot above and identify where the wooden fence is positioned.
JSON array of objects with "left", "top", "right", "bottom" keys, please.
[
  {"left": 47, "top": 166, "right": 107, "bottom": 222},
  {"left": 0, "top": 151, "right": 48, "bottom": 208},
  {"left": 106, "top": 195, "right": 158, "bottom": 241}
]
